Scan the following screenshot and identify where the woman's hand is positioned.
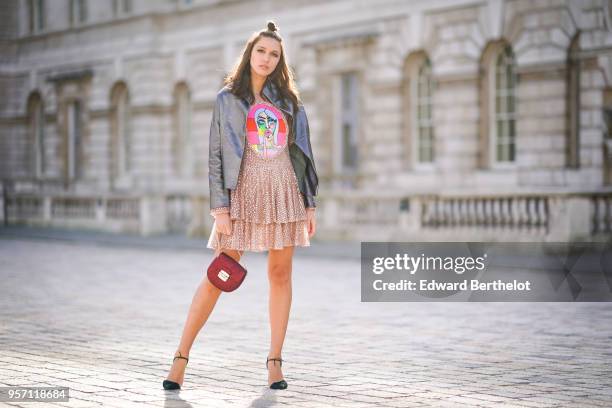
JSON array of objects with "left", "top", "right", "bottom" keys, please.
[
  {"left": 215, "top": 213, "right": 232, "bottom": 235},
  {"left": 306, "top": 208, "right": 316, "bottom": 238}
]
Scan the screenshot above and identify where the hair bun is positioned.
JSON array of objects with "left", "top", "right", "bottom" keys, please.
[{"left": 267, "top": 21, "right": 277, "bottom": 32}]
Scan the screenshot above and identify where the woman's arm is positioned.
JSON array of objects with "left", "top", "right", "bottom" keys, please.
[
  {"left": 296, "top": 103, "right": 318, "bottom": 209},
  {"left": 209, "top": 94, "right": 230, "bottom": 211}
]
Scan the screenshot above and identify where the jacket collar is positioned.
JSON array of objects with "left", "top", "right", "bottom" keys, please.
[{"left": 262, "top": 79, "right": 294, "bottom": 119}]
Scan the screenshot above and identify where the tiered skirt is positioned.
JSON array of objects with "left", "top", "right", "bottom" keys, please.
[{"left": 207, "top": 144, "right": 310, "bottom": 252}]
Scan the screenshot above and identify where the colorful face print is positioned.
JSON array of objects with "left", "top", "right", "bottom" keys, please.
[{"left": 245, "top": 102, "right": 287, "bottom": 158}]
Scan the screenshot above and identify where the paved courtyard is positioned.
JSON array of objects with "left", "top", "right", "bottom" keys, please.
[{"left": 1, "top": 228, "right": 611, "bottom": 407}]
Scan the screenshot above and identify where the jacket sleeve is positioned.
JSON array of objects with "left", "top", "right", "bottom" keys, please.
[
  {"left": 304, "top": 191, "right": 316, "bottom": 209},
  {"left": 209, "top": 94, "right": 230, "bottom": 211},
  {"left": 296, "top": 103, "right": 318, "bottom": 209}
]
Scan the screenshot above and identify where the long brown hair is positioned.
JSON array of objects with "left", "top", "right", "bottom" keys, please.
[{"left": 224, "top": 21, "right": 301, "bottom": 120}]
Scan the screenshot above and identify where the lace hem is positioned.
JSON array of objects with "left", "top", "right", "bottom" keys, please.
[
  {"left": 210, "top": 206, "right": 230, "bottom": 217},
  {"left": 207, "top": 219, "right": 310, "bottom": 252}
]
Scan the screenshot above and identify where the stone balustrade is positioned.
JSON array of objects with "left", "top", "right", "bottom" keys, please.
[
  {"left": 1, "top": 180, "right": 610, "bottom": 242},
  {"left": 315, "top": 190, "right": 612, "bottom": 242}
]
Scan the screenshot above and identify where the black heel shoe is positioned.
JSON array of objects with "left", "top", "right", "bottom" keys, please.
[
  {"left": 163, "top": 351, "right": 189, "bottom": 390},
  {"left": 266, "top": 357, "right": 288, "bottom": 390}
]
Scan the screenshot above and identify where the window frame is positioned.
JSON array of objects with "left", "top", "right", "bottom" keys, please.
[
  {"left": 337, "top": 72, "right": 359, "bottom": 174},
  {"left": 28, "top": 0, "right": 45, "bottom": 33},
  {"left": 27, "top": 93, "right": 46, "bottom": 179},
  {"left": 488, "top": 44, "right": 517, "bottom": 168},
  {"left": 70, "top": 0, "right": 88, "bottom": 26},
  {"left": 173, "top": 82, "right": 194, "bottom": 177},
  {"left": 413, "top": 56, "right": 435, "bottom": 168},
  {"left": 66, "top": 99, "right": 82, "bottom": 181},
  {"left": 566, "top": 33, "right": 581, "bottom": 168},
  {"left": 110, "top": 83, "right": 132, "bottom": 182},
  {"left": 113, "top": 0, "right": 133, "bottom": 17}
]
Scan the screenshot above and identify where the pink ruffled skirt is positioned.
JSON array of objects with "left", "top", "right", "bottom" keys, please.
[{"left": 207, "top": 144, "right": 310, "bottom": 252}]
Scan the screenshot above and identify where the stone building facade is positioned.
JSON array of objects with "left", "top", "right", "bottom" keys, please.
[{"left": 1, "top": 0, "right": 611, "bottom": 242}]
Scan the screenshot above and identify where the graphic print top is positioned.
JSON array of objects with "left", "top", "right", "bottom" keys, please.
[{"left": 245, "top": 101, "right": 288, "bottom": 159}]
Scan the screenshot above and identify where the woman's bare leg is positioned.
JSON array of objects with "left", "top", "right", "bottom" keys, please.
[
  {"left": 266, "top": 246, "right": 294, "bottom": 385},
  {"left": 165, "top": 249, "right": 243, "bottom": 386}
]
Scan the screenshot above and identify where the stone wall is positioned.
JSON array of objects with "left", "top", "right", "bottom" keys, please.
[{"left": 1, "top": 0, "right": 611, "bottom": 238}]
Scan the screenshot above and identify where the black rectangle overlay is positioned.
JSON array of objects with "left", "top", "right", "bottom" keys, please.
[{"left": 361, "top": 242, "right": 612, "bottom": 302}]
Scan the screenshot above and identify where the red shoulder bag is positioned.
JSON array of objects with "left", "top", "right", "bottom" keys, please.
[{"left": 207, "top": 231, "right": 247, "bottom": 292}]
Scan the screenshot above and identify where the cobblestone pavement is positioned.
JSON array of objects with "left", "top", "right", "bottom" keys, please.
[{"left": 1, "top": 231, "right": 612, "bottom": 408}]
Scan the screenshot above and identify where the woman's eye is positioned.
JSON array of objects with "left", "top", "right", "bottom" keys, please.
[{"left": 257, "top": 49, "right": 279, "bottom": 57}]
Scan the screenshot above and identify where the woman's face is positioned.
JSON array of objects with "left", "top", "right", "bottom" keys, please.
[{"left": 250, "top": 36, "right": 282, "bottom": 78}]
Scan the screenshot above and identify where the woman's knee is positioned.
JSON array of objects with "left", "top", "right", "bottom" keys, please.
[{"left": 268, "top": 261, "right": 291, "bottom": 285}]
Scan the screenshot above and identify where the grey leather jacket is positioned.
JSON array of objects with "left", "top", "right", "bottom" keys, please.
[{"left": 209, "top": 80, "right": 319, "bottom": 211}]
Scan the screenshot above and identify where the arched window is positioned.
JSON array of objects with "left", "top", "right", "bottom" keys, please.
[
  {"left": 110, "top": 82, "right": 131, "bottom": 181},
  {"left": 340, "top": 72, "right": 359, "bottom": 172},
  {"left": 402, "top": 51, "right": 435, "bottom": 168},
  {"left": 603, "top": 88, "right": 612, "bottom": 185},
  {"left": 567, "top": 32, "right": 580, "bottom": 168},
  {"left": 69, "top": 0, "right": 87, "bottom": 25},
  {"left": 66, "top": 99, "right": 82, "bottom": 180},
  {"left": 479, "top": 40, "right": 517, "bottom": 167},
  {"left": 172, "top": 82, "right": 193, "bottom": 177},
  {"left": 113, "top": 0, "right": 132, "bottom": 16},
  {"left": 28, "top": 0, "right": 45, "bottom": 33},
  {"left": 493, "top": 45, "right": 516, "bottom": 163},
  {"left": 27, "top": 92, "right": 45, "bottom": 178},
  {"left": 416, "top": 58, "right": 434, "bottom": 163}
]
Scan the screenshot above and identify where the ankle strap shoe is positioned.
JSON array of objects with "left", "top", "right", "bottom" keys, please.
[
  {"left": 266, "top": 357, "right": 288, "bottom": 390},
  {"left": 163, "top": 351, "right": 189, "bottom": 390}
]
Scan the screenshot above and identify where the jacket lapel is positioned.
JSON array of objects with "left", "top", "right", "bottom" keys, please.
[{"left": 262, "top": 80, "right": 294, "bottom": 119}]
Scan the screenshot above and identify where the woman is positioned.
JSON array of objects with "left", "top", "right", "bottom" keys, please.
[{"left": 163, "top": 21, "right": 319, "bottom": 391}]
